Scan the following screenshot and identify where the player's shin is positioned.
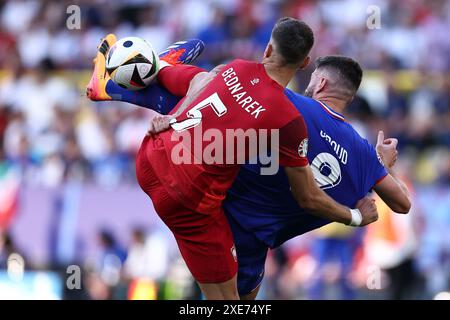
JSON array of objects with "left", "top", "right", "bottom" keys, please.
[{"left": 105, "top": 81, "right": 181, "bottom": 115}]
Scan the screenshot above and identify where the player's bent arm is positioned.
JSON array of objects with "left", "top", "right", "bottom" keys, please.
[
  {"left": 147, "top": 67, "right": 223, "bottom": 134},
  {"left": 285, "top": 166, "right": 378, "bottom": 226},
  {"left": 166, "top": 65, "right": 225, "bottom": 118},
  {"left": 373, "top": 173, "right": 411, "bottom": 214},
  {"left": 171, "top": 70, "right": 217, "bottom": 118},
  {"left": 150, "top": 69, "right": 214, "bottom": 134}
]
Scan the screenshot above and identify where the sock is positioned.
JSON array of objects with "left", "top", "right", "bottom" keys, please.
[{"left": 105, "top": 80, "right": 181, "bottom": 115}]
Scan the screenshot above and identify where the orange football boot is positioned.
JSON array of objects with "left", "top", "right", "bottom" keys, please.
[{"left": 86, "top": 34, "right": 117, "bottom": 101}]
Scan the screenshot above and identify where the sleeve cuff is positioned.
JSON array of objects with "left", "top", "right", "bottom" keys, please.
[{"left": 373, "top": 173, "right": 388, "bottom": 188}]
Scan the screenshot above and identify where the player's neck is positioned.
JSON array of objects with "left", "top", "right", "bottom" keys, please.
[
  {"left": 262, "top": 62, "right": 297, "bottom": 88},
  {"left": 316, "top": 95, "right": 347, "bottom": 114}
]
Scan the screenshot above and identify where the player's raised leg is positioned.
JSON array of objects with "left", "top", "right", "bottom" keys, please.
[{"left": 86, "top": 37, "right": 204, "bottom": 111}]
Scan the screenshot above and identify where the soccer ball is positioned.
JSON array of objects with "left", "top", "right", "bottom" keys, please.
[{"left": 106, "top": 36, "right": 159, "bottom": 90}]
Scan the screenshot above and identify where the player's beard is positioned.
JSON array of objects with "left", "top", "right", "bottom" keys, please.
[{"left": 304, "top": 86, "right": 313, "bottom": 98}]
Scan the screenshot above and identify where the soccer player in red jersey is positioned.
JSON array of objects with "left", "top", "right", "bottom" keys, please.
[{"left": 132, "top": 17, "right": 378, "bottom": 299}]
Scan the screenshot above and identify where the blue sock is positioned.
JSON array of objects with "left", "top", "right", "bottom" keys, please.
[{"left": 105, "top": 80, "right": 181, "bottom": 115}]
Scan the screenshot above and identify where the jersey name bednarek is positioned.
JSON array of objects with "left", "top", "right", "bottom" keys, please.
[
  {"left": 224, "top": 89, "right": 388, "bottom": 248},
  {"left": 221, "top": 67, "right": 266, "bottom": 119}
]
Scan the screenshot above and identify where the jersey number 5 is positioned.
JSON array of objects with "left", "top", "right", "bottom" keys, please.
[{"left": 170, "top": 93, "right": 228, "bottom": 132}]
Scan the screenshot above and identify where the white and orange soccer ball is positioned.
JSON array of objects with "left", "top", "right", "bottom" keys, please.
[{"left": 106, "top": 36, "right": 160, "bottom": 90}]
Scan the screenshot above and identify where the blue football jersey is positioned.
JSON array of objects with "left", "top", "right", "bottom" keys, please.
[{"left": 223, "top": 89, "right": 387, "bottom": 248}]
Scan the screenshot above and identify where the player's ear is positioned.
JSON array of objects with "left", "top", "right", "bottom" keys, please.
[
  {"left": 299, "top": 56, "right": 311, "bottom": 70},
  {"left": 316, "top": 77, "right": 327, "bottom": 93},
  {"left": 263, "top": 43, "right": 273, "bottom": 59}
]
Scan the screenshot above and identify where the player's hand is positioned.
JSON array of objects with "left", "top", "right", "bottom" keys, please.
[
  {"left": 147, "top": 115, "right": 173, "bottom": 136},
  {"left": 376, "top": 130, "right": 398, "bottom": 169},
  {"left": 355, "top": 196, "right": 378, "bottom": 226}
]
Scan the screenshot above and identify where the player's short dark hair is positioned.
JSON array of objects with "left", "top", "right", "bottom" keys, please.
[
  {"left": 315, "top": 56, "right": 363, "bottom": 93},
  {"left": 271, "top": 17, "right": 314, "bottom": 65}
]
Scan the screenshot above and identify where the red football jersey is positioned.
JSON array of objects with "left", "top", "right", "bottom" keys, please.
[{"left": 145, "top": 59, "right": 308, "bottom": 215}]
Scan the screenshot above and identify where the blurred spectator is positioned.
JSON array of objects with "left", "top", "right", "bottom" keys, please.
[
  {"left": 124, "top": 227, "right": 173, "bottom": 299},
  {"left": 362, "top": 194, "right": 419, "bottom": 299},
  {"left": 415, "top": 186, "right": 450, "bottom": 298},
  {"left": 95, "top": 229, "right": 127, "bottom": 288},
  {"left": 0, "top": 232, "right": 18, "bottom": 268},
  {"left": 124, "top": 227, "right": 169, "bottom": 281},
  {"left": 306, "top": 225, "right": 360, "bottom": 300}
]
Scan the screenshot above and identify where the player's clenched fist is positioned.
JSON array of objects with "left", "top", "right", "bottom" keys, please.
[
  {"left": 355, "top": 196, "right": 378, "bottom": 226},
  {"left": 376, "top": 130, "right": 398, "bottom": 169}
]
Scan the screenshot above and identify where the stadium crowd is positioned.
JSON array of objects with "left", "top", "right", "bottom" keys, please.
[{"left": 0, "top": 0, "right": 449, "bottom": 299}]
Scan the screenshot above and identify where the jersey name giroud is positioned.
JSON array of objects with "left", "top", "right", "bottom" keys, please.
[
  {"left": 320, "top": 130, "right": 348, "bottom": 164},
  {"left": 221, "top": 67, "right": 267, "bottom": 119}
]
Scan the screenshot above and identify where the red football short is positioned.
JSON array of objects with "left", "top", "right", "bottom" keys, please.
[{"left": 135, "top": 136, "right": 237, "bottom": 283}]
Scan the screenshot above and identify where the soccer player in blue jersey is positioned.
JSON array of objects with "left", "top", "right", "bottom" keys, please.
[
  {"left": 87, "top": 39, "right": 410, "bottom": 299},
  {"left": 223, "top": 56, "right": 411, "bottom": 299}
]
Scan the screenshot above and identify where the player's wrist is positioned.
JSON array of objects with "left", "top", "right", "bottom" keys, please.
[
  {"left": 377, "top": 151, "right": 395, "bottom": 170},
  {"left": 376, "top": 151, "right": 386, "bottom": 167},
  {"left": 386, "top": 164, "right": 397, "bottom": 175},
  {"left": 348, "top": 208, "right": 362, "bottom": 226}
]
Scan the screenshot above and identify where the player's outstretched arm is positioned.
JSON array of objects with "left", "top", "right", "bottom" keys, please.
[
  {"left": 373, "top": 131, "right": 411, "bottom": 214},
  {"left": 285, "top": 166, "right": 379, "bottom": 226}
]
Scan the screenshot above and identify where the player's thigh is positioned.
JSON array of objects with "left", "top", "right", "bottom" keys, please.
[
  {"left": 226, "top": 214, "right": 269, "bottom": 298},
  {"left": 174, "top": 209, "right": 238, "bottom": 285},
  {"left": 135, "top": 136, "right": 162, "bottom": 195},
  {"left": 135, "top": 136, "right": 184, "bottom": 218}
]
